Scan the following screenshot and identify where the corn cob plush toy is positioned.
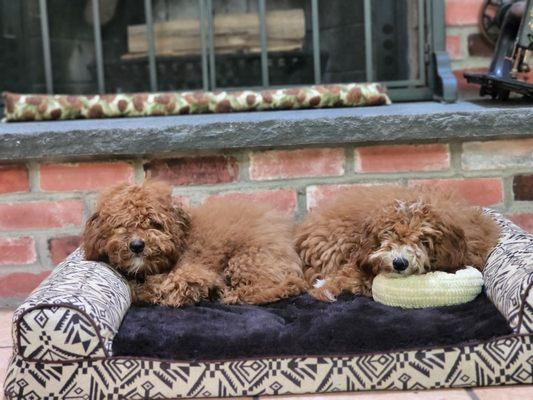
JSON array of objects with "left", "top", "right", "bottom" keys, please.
[{"left": 372, "top": 267, "right": 483, "bottom": 309}]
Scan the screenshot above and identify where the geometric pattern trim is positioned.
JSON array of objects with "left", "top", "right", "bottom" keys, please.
[
  {"left": 483, "top": 209, "right": 533, "bottom": 334},
  {"left": 12, "top": 248, "right": 131, "bottom": 359},
  {"left": 4, "top": 335, "right": 532, "bottom": 399},
  {"left": 17, "top": 306, "right": 107, "bottom": 361}
]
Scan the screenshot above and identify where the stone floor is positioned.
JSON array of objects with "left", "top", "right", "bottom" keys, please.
[{"left": 0, "top": 309, "right": 531, "bottom": 400}]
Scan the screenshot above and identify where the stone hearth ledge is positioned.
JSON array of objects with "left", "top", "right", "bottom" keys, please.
[{"left": 0, "top": 100, "right": 532, "bottom": 161}]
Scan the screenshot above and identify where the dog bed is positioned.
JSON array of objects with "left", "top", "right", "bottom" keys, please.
[
  {"left": 2, "top": 83, "right": 390, "bottom": 122},
  {"left": 3, "top": 210, "right": 532, "bottom": 399}
]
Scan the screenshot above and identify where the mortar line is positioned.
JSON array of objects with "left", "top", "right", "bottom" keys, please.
[
  {"left": 448, "top": 142, "right": 463, "bottom": 177},
  {"left": 27, "top": 161, "right": 40, "bottom": 192},
  {"left": 295, "top": 186, "right": 307, "bottom": 220},
  {"left": 461, "top": 164, "right": 533, "bottom": 176},
  {"left": 502, "top": 175, "right": 515, "bottom": 212},
  {"left": 0, "top": 192, "right": 86, "bottom": 203},
  {"left": 133, "top": 158, "right": 146, "bottom": 183},
  {"left": 236, "top": 150, "right": 251, "bottom": 182},
  {"left": 32, "top": 232, "right": 52, "bottom": 270},
  {"left": 344, "top": 146, "right": 356, "bottom": 177},
  {"left": 0, "top": 227, "right": 82, "bottom": 238},
  {"left": 83, "top": 192, "right": 97, "bottom": 219},
  {"left": 0, "top": 262, "right": 44, "bottom": 273}
]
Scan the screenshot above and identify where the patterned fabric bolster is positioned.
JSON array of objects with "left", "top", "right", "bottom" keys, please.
[
  {"left": 2, "top": 83, "right": 391, "bottom": 122},
  {"left": 483, "top": 209, "right": 533, "bottom": 334},
  {"left": 12, "top": 248, "right": 131, "bottom": 361}
]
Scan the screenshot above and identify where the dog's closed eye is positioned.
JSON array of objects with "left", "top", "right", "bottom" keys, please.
[
  {"left": 150, "top": 220, "right": 164, "bottom": 230},
  {"left": 421, "top": 237, "right": 433, "bottom": 249}
]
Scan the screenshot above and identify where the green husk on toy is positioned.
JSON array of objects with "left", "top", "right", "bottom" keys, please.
[{"left": 372, "top": 267, "right": 483, "bottom": 309}]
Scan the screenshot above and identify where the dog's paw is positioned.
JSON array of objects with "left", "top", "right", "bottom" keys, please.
[
  {"left": 129, "top": 274, "right": 174, "bottom": 305},
  {"left": 157, "top": 276, "right": 209, "bottom": 307},
  {"left": 310, "top": 280, "right": 338, "bottom": 302},
  {"left": 130, "top": 281, "right": 159, "bottom": 305},
  {"left": 219, "top": 289, "right": 241, "bottom": 305}
]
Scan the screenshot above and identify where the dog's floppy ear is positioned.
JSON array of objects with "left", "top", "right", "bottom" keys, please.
[
  {"left": 174, "top": 204, "right": 190, "bottom": 230},
  {"left": 171, "top": 203, "right": 191, "bottom": 253},
  {"left": 354, "top": 216, "right": 381, "bottom": 275},
  {"left": 431, "top": 212, "right": 468, "bottom": 270},
  {"left": 82, "top": 211, "right": 108, "bottom": 262}
]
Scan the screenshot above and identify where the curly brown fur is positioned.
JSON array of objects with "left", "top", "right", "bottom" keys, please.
[
  {"left": 83, "top": 181, "right": 189, "bottom": 277},
  {"left": 295, "top": 185, "right": 500, "bottom": 302},
  {"left": 83, "top": 182, "right": 306, "bottom": 307}
]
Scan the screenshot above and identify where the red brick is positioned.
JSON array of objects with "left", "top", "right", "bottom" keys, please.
[
  {"left": 446, "top": 0, "right": 483, "bottom": 26},
  {"left": 206, "top": 189, "right": 297, "bottom": 215},
  {"left": 356, "top": 144, "right": 450, "bottom": 173},
  {"left": 0, "top": 237, "right": 36, "bottom": 265},
  {"left": 249, "top": 148, "right": 345, "bottom": 180},
  {"left": 48, "top": 235, "right": 81, "bottom": 265},
  {"left": 145, "top": 156, "right": 239, "bottom": 185},
  {"left": 409, "top": 178, "right": 503, "bottom": 206},
  {"left": 446, "top": 34, "right": 462, "bottom": 60},
  {"left": 468, "top": 33, "right": 494, "bottom": 57},
  {"left": 40, "top": 162, "right": 134, "bottom": 191},
  {"left": 306, "top": 183, "right": 380, "bottom": 210},
  {"left": 0, "top": 200, "right": 83, "bottom": 230},
  {"left": 462, "top": 138, "right": 533, "bottom": 171},
  {"left": 507, "top": 214, "right": 533, "bottom": 233},
  {"left": 0, "top": 165, "right": 29, "bottom": 194},
  {"left": 513, "top": 175, "right": 533, "bottom": 201},
  {"left": 0, "top": 271, "right": 50, "bottom": 298}
]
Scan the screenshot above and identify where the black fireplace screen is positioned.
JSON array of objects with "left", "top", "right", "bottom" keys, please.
[{"left": 0, "top": 0, "right": 453, "bottom": 102}]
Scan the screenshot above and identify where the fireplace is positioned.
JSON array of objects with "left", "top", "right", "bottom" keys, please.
[{"left": 0, "top": 0, "right": 453, "bottom": 102}]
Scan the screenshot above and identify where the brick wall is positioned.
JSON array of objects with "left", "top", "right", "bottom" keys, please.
[{"left": 1, "top": 138, "right": 532, "bottom": 305}]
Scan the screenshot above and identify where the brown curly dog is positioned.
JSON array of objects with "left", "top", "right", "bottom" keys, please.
[
  {"left": 296, "top": 185, "right": 500, "bottom": 302},
  {"left": 83, "top": 181, "right": 306, "bottom": 307}
]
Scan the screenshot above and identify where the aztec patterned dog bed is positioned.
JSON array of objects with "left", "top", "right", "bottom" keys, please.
[
  {"left": 3, "top": 210, "right": 532, "bottom": 399},
  {"left": 2, "top": 83, "right": 390, "bottom": 122}
]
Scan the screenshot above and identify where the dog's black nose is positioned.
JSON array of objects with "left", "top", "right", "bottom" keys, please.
[
  {"left": 129, "top": 239, "right": 145, "bottom": 254},
  {"left": 392, "top": 257, "right": 409, "bottom": 271}
]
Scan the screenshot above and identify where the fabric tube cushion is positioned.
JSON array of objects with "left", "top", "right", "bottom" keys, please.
[
  {"left": 2, "top": 83, "right": 390, "bottom": 122},
  {"left": 482, "top": 209, "right": 533, "bottom": 334},
  {"left": 12, "top": 248, "right": 131, "bottom": 360}
]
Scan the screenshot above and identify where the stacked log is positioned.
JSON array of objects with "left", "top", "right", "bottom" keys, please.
[{"left": 126, "top": 9, "right": 305, "bottom": 58}]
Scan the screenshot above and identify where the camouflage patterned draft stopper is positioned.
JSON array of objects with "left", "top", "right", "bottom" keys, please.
[{"left": 2, "top": 83, "right": 390, "bottom": 122}]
